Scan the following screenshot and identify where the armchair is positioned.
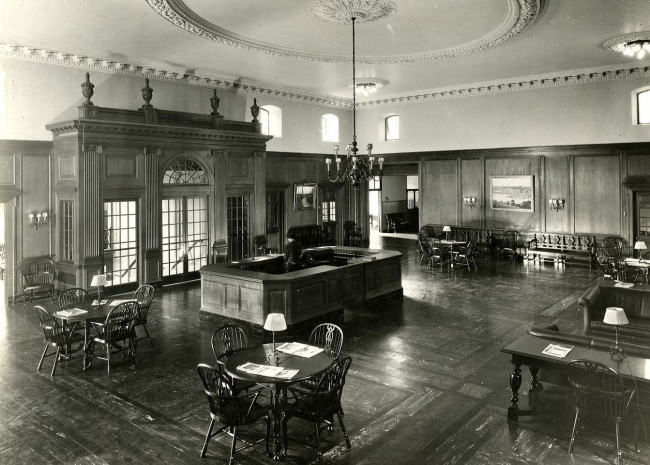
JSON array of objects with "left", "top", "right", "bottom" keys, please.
[
  {"left": 132, "top": 284, "right": 155, "bottom": 345},
  {"left": 211, "top": 324, "right": 259, "bottom": 395},
  {"left": 34, "top": 305, "right": 84, "bottom": 376},
  {"left": 23, "top": 258, "right": 56, "bottom": 306},
  {"left": 88, "top": 301, "right": 140, "bottom": 375}
]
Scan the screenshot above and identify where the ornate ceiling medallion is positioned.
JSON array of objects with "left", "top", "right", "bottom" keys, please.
[
  {"left": 145, "top": 0, "right": 545, "bottom": 64},
  {"left": 603, "top": 32, "right": 650, "bottom": 59},
  {"left": 311, "top": 0, "right": 396, "bottom": 24}
]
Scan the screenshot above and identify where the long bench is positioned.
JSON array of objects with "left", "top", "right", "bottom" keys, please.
[{"left": 525, "top": 233, "right": 596, "bottom": 267}]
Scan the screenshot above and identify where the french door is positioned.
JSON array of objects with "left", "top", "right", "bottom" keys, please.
[
  {"left": 104, "top": 200, "right": 138, "bottom": 293},
  {"left": 162, "top": 196, "right": 208, "bottom": 282},
  {"left": 227, "top": 195, "right": 249, "bottom": 261},
  {"left": 636, "top": 193, "right": 650, "bottom": 254}
]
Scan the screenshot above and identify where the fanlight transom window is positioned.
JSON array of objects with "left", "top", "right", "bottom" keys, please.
[{"left": 163, "top": 158, "right": 207, "bottom": 184}]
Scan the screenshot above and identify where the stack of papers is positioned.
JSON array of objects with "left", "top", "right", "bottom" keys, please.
[
  {"left": 277, "top": 342, "right": 324, "bottom": 358},
  {"left": 92, "top": 299, "right": 108, "bottom": 306},
  {"left": 542, "top": 343, "right": 573, "bottom": 358},
  {"left": 237, "top": 362, "right": 299, "bottom": 379},
  {"left": 56, "top": 308, "right": 88, "bottom": 318}
]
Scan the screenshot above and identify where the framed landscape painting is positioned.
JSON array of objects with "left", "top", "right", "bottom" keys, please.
[
  {"left": 293, "top": 182, "right": 317, "bottom": 211},
  {"left": 490, "top": 175, "right": 534, "bottom": 212}
]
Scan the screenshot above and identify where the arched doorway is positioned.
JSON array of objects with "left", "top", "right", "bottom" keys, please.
[{"left": 160, "top": 156, "right": 212, "bottom": 284}]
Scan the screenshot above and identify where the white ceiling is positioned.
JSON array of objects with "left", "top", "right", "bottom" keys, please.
[{"left": 3, "top": 0, "right": 650, "bottom": 103}]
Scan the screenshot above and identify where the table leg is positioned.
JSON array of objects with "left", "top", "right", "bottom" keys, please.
[
  {"left": 267, "top": 384, "right": 283, "bottom": 460},
  {"left": 529, "top": 366, "right": 542, "bottom": 392},
  {"left": 508, "top": 363, "right": 522, "bottom": 421},
  {"left": 83, "top": 322, "right": 90, "bottom": 370}
]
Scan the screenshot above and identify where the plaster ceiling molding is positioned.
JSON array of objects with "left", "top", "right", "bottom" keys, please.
[
  {"left": 357, "top": 65, "right": 650, "bottom": 108},
  {"left": 603, "top": 31, "right": 650, "bottom": 57},
  {"left": 0, "top": 41, "right": 350, "bottom": 108},
  {"left": 144, "top": 0, "right": 545, "bottom": 64},
  {"left": 311, "top": 0, "right": 396, "bottom": 23}
]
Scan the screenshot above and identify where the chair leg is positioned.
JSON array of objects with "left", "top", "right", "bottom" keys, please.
[
  {"left": 568, "top": 408, "right": 579, "bottom": 453},
  {"left": 314, "top": 422, "right": 323, "bottom": 465},
  {"left": 282, "top": 416, "right": 288, "bottom": 456},
  {"left": 615, "top": 421, "right": 622, "bottom": 465},
  {"left": 106, "top": 343, "right": 111, "bottom": 375},
  {"left": 143, "top": 324, "right": 153, "bottom": 345},
  {"left": 337, "top": 411, "right": 352, "bottom": 449},
  {"left": 265, "top": 415, "right": 271, "bottom": 458},
  {"left": 200, "top": 418, "right": 215, "bottom": 457},
  {"left": 229, "top": 426, "right": 237, "bottom": 465},
  {"left": 37, "top": 344, "right": 49, "bottom": 371},
  {"left": 50, "top": 347, "right": 61, "bottom": 377}
]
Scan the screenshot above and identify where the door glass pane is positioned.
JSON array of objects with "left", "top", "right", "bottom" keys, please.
[
  {"left": 162, "top": 198, "right": 183, "bottom": 277},
  {"left": 104, "top": 200, "right": 138, "bottom": 286},
  {"left": 186, "top": 197, "right": 208, "bottom": 272},
  {"left": 227, "top": 196, "right": 249, "bottom": 261}
]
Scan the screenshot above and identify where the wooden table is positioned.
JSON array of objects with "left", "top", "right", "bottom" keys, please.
[
  {"left": 433, "top": 239, "right": 467, "bottom": 268},
  {"left": 54, "top": 299, "right": 121, "bottom": 370},
  {"left": 501, "top": 333, "right": 650, "bottom": 421},
  {"left": 624, "top": 258, "right": 650, "bottom": 284},
  {"left": 224, "top": 343, "right": 334, "bottom": 460}
]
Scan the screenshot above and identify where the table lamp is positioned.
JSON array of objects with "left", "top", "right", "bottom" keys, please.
[
  {"left": 264, "top": 313, "right": 287, "bottom": 356},
  {"left": 634, "top": 241, "right": 647, "bottom": 261},
  {"left": 443, "top": 225, "right": 451, "bottom": 240},
  {"left": 90, "top": 274, "right": 108, "bottom": 303},
  {"left": 603, "top": 306, "right": 629, "bottom": 360}
]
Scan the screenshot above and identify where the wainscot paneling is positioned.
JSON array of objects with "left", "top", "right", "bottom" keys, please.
[
  {"left": 544, "top": 156, "right": 570, "bottom": 233},
  {"left": 574, "top": 155, "right": 620, "bottom": 235},
  {"left": 421, "top": 159, "right": 458, "bottom": 226},
  {"left": 0, "top": 155, "right": 15, "bottom": 185},
  {"left": 461, "top": 158, "right": 482, "bottom": 227},
  {"left": 266, "top": 159, "right": 287, "bottom": 182},
  {"left": 628, "top": 154, "right": 650, "bottom": 176},
  {"left": 21, "top": 154, "right": 51, "bottom": 259},
  {"left": 484, "top": 157, "right": 541, "bottom": 231}
]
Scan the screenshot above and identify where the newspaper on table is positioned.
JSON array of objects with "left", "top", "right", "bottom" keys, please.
[
  {"left": 237, "top": 362, "right": 299, "bottom": 379},
  {"left": 277, "top": 342, "right": 324, "bottom": 358},
  {"left": 541, "top": 343, "right": 573, "bottom": 358},
  {"left": 56, "top": 308, "right": 88, "bottom": 318},
  {"left": 91, "top": 299, "right": 109, "bottom": 306}
]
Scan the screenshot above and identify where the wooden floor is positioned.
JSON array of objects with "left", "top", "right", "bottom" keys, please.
[{"left": 1, "top": 236, "right": 649, "bottom": 464}]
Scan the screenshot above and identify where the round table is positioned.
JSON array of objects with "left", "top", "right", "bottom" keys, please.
[{"left": 224, "top": 343, "right": 334, "bottom": 460}]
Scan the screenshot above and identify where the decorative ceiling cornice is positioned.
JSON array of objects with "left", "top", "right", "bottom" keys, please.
[
  {"left": 358, "top": 66, "right": 650, "bottom": 108},
  {"left": 3, "top": 41, "right": 650, "bottom": 110},
  {"left": 145, "top": 0, "right": 544, "bottom": 64},
  {"left": 0, "top": 42, "right": 349, "bottom": 108}
]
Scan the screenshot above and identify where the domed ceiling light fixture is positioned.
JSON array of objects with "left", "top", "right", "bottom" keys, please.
[
  {"left": 317, "top": 0, "right": 396, "bottom": 188},
  {"left": 604, "top": 32, "right": 650, "bottom": 60}
]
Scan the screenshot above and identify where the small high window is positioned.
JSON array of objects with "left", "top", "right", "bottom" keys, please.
[
  {"left": 385, "top": 115, "right": 399, "bottom": 141},
  {"left": 321, "top": 114, "right": 339, "bottom": 142},
  {"left": 260, "top": 105, "right": 283, "bottom": 137},
  {"left": 638, "top": 90, "right": 650, "bottom": 124}
]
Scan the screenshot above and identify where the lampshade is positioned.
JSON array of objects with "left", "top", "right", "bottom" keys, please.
[
  {"left": 603, "top": 307, "right": 629, "bottom": 326},
  {"left": 90, "top": 274, "right": 108, "bottom": 287},
  {"left": 442, "top": 226, "right": 451, "bottom": 232},
  {"left": 634, "top": 241, "right": 647, "bottom": 250},
  {"left": 264, "top": 313, "right": 287, "bottom": 332}
]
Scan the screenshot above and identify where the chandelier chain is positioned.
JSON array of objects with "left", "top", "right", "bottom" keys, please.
[{"left": 352, "top": 16, "right": 357, "bottom": 154}]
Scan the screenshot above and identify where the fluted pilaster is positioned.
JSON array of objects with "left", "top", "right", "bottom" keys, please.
[{"left": 82, "top": 145, "right": 103, "bottom": 257}]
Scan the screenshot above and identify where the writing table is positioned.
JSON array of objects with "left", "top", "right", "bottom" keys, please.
[
  {"left": 224, "top": 343, "right": 333, "bottom": 460},
  {"left": 501, "top": 333, "right": 650, "bottom": 421}
]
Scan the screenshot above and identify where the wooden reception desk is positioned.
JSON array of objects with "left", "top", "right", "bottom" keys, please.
[{"left": 199, "top": 247, "right": 402, "bottom": 327}]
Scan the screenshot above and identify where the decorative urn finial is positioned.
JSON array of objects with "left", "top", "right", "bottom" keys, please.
[
  {"left": 250, "top": 98, "right": 260, "bottom": 122},
  {"left": 141, "top": 78, "right": 153, "bottom": 109},
  {"left": 81, "top": 72, "right": 95, "bottom": 106},
  {"left": 210, "top": 89, "right": 221, "bottom": 116}
]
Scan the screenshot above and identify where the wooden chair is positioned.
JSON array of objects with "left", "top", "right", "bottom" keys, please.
[
  {"left": 23, "top": 258, "right": 56, "bottom": 306},
  {"left": 283, "top": 357, "right": 353, "bottom": 464},
  {"left": 34, "top": 305, "right": 84, "bottom": 376},
  {"left": 416, "top": 233, "right": 435, "bottom": 266},
  {"left": 298, "top": 323, "right": 344, "bottom": 392},
  {"left": 132, "top": 284, "right": 155, "bottom": 345},
  {"left": 211, "top": 324, "right": 259, "bottom": 395},
  {"left": 567, "top": 360, "right": 638, "bottom": 465},
  {"left": 88, "top": 301, "right": 140, "bottom": 375},
  {"left": 196, "top": 363, "right": 270, "bottom": 463},
  {"left": 58, "top": 288, "right": 91, "bottom": 309},
  {"left": 455, "top": 234, "right": 478, "bottom": 271},
  {"left": 499, "top": 231, "right": 523, "bottom": 260}
]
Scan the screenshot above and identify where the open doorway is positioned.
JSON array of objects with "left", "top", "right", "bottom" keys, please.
[{"left": 368, "top": 176, "right": 382, "bottom": 236}]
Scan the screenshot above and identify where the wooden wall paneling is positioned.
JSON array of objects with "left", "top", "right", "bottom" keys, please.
[
  {"left": 0, "top": 154, "right": 15, "bottom": 185},
  {"left": 460, "top": 158, "right": 481, "bottom": 227},
  {"left": 627, "top": 154, "right": 650, "bottom": 176},
  {"left": 544, "top": 155, "right": 570, "bottom": 233},
  {"left": 21, "top": 154, "right": 51, "bottom": 260},
  {"left": 420, "top": 159, "right": 457, "bottom": 226},
  {"left": 619, "top": 152, "right": 632, "bottom": 242},
  {"left": 143, "top": 146, "right": 161, "bottom": 284},
  {"left": 211, "top": 149, "right": 228, "bottom": 248},
  {"left": 252, "top": 152, "right": 267, "bottom": 239},
  {"left": 484, "top": 157, "right": 541, "bottom": 231},
  {"left": 266, "top": 159, "right": 287, "bottom": 182},
  {"left": 573, "top": 155, "right": 620, "bottom": 235},
  {"left": 226, "top": 152, "right": 252, "bottom": 182}
]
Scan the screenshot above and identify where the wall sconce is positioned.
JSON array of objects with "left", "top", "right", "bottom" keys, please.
[
  {"left": 463, "top": 196, "right": 477, "bottom": 208},
  {"left": 28, "top": 211, "right": 48, "bottom": 230},
  {"left": 548, "top": 199, "right": 565, "bottom": 212}
]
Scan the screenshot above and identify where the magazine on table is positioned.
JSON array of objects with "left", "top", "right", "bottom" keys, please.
[
  {"left": 277, "top": 342, "right": 324, "bottom": 358},
  {"left": 541, "top": 343, "right": 573, "bottom": 358},
  {"left": 91, "top": 299, "right": 109, "bottom": 306},
  {"left": 237, "top": 362, "right": 299, "bottom": 379}
]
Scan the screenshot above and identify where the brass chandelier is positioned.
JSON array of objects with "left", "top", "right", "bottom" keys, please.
[{"left": 325, "top": 17, "right": 383, "bottom": 189}]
